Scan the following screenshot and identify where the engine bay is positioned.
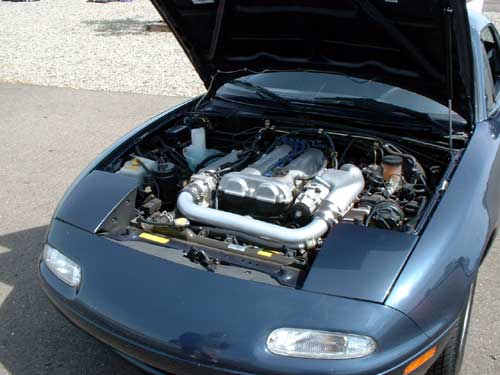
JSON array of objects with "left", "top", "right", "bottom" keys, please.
[{"left": 102, "top": 113, "right": 452, "bottom": 287}]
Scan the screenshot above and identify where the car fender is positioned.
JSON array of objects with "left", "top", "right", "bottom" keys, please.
[{"left": 386, "top": 120, "right": 500, "bottom": 338}]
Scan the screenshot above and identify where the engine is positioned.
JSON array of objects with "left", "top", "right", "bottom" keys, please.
[
  {"left": 178, "top": 138, "right": 364, "bottom": 250},
  {"left": 110, "top": 118, "right": 445, "bottom": 286}
]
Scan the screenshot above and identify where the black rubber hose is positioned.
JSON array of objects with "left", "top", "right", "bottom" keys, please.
[
  {"left": 168, "top": 148, "right": 190, "bottom": 167},
  {"left": 133, "top": 158, "right": 161, "bottom": 197},
  {"left": 134, "top": 145, "right": 145, "bottom": 157},
  {"left": 293, "top": 129, "right": 336, "bottom": 159},
  {"left": 338, "top": 138, "right": 358, "bottom": 165},
  {"left": 196, "top": 152, "right": 225, "bottom": 171},
  {"left": 406, "top": 196, "right": 428, "bottom": 228},
  {"left": 155, "top": 138, "right": 191, "bottom": 172},
  {"left": 218, "top": 151, "right": 255, "bottom": 175}
]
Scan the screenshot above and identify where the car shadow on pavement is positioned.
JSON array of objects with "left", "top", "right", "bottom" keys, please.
[
  {"left": 0, "top": 226, "right": 144, "bottom": 375},
  {"left": 82, "top": 18, "right": 165, "bottom": 36}
]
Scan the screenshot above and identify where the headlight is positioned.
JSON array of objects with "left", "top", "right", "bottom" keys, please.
[
  {"left": 43, "top": 244, "right": 81, "bottom": 287},
  {"left": 267, "top": 328, "right": 376, "bottom": 359}
]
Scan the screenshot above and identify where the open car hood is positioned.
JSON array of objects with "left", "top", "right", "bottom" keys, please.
[{"left": 151, "top": 0, "right": 474, "bottom": 122}]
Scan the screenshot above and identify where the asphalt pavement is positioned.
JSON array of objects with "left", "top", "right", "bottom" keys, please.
[
  {"left": 486, "top": 0, "right": 500, "bottom": 12},
  {"left": 0, "top": 83, "right": 499, "bottom": 375},
  {"left": 0, "top": 83, "right": 185, "bottom": 375}
]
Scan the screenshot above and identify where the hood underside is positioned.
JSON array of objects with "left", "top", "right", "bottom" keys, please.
[{"left": 151, "top": 0, "right": 474, "bottom": 122}]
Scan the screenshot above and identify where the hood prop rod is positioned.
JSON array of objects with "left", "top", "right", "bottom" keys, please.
[{"left": 444, "top": 6, "right": 454, "bottom": 155}]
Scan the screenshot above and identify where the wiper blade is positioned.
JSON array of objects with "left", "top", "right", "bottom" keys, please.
[
  {"left": 314, "top": 96, "right": 449, "bottom": 134},
  {"left": 230, "top": 80, "right": 291, "bottom": 109}
]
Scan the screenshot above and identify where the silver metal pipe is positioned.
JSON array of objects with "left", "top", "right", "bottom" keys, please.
[
  {"left": 178, "top": 191, "right": 328, "bottom": 248},
  {"left": 177, "top": 164, "right": 364, "bottom": 248}
]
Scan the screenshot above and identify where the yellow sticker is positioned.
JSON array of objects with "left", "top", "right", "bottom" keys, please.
[
  {"left": 257, "top": 250, "right": 273, "bottom": 258},
  {"left": 139, "top": 232, "right": 170, "bottom": 244}
]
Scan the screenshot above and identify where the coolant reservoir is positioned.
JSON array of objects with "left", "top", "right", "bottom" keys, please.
[
  {"left": 117, "top": 157, "right": 157, "bottom": 185},
  {"left": 183, "top": 128, "right": 221, "bottom": 170}
]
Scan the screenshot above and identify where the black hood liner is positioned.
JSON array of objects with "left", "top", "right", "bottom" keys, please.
[{"left": 151, "top": 0, "right": 474, "bottom": 122}]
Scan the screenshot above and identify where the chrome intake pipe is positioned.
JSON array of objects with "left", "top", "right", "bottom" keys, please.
[
  {"left": 177, "top": 164, "right": 364, "bottom": 249},
  {"left": 178, "top": 190, "right": 327, "bottom": 249}
]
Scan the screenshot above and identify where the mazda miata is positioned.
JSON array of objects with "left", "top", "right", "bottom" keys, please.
[{"left": 40, "top": 2, "right": 500, "bottom": 374}]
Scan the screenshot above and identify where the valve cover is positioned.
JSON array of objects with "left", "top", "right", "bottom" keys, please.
[{"left": 218, "top": 145, "right": 326, "bottom": 217}]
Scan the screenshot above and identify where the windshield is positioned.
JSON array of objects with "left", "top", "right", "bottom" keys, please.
[{"left": 217, "top": 72, "right": 464, "bottom": 123}]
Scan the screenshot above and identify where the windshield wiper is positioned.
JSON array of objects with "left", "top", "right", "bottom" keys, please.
[
  {"left": 230, "top": 80, "right": 291, "bottom": 109},
  {"left": 313, "top": 96, "right": 449, "bottom": 135}
]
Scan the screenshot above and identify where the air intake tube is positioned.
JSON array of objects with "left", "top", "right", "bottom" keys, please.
[{"left": 177, "top": 164, "right": 364, "bottom": 249}]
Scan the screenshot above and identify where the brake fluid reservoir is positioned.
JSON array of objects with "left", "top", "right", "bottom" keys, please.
[{"left": 382, "top": 155, "right": 403, "bottom": 183}]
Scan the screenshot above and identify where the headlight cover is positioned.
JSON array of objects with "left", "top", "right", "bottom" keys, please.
[
  {"left": 267, "top": 328, "right": 376, "bottom": 359},
  {"left": 43, "top": 244, "right": 81, "bottom": 287}
]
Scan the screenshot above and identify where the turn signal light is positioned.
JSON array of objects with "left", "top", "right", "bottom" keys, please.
[
  {"left": 403, "top": 346, "right": 438, "bottom": 375},
  {"left": 266, "top": 328, "right": 376, "bottom": 359},
  {"left": 42, "top": 244, "right": 81, "bottom": 287}
]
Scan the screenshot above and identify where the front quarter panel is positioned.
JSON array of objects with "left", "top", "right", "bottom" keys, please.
[{"left": 386, "top": 120, "right": 500, "bottom": 338}]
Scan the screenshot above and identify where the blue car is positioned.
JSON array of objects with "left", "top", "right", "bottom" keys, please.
[{"left": 39, "top": 2, "right": 499, "bottom": 374}]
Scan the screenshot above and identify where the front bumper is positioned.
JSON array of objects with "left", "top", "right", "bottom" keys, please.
[{"left": 39, "top": 219, "right": 450, "bottom": 375}]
